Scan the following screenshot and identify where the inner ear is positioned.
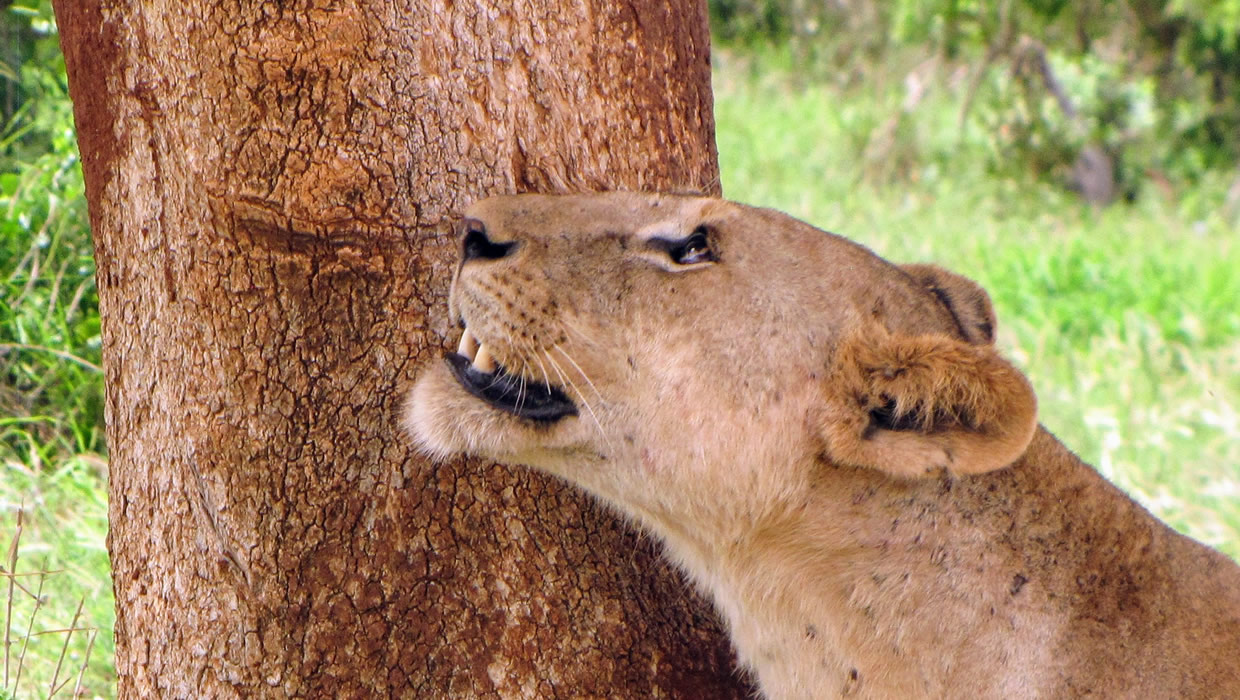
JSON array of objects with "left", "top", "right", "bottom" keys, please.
[
  {"left": 868, "top": 396, "right": 976, "bottom": 434},
  {"left": 901, "top": 264, "right": 997, "bottom": 345},
  {"left": 818, "top": 325, "right": 1037, "bottom": 479}
]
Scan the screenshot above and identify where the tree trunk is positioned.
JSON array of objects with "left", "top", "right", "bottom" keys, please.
[{"left": 53, "top": 1, "right": 747, "bottom": 696}]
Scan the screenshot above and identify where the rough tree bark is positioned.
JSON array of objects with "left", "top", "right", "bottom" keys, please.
[{"left": 54, "top": 0, "right": 749, "bottom": 696}]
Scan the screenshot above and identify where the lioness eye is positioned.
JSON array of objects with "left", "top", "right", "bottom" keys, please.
[{"left": 670, "top": 227, "right": 715, "bottom": 265}]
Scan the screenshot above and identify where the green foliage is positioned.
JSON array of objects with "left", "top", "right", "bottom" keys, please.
[
  {"left": 1, "top": 5, "right": 100, "bottom": 474},
  {"left": 709, "top": 0, "right": 1240, "bottom": 198},
  {"left": 2, "top": 2, "right": 65, "bottom": 166},
  {"left": 709, "top": 0, "right": 793, "bottom": 44},
  {"left": 2, "top": 4, "right": 113, "bottom": 697}
]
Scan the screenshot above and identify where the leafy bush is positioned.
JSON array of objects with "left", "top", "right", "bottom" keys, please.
[
  {"left": 709, "top": 0, "right": 1240, "bottom": 199},
  {"left": 1, "top": 2, "right": 101, "bottom": 467},
  {"left": 2, "top": 4, "right": 113, "bottom": 697}
]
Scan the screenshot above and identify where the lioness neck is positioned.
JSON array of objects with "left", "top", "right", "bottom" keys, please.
[
  {"left": 650, "top": 428, "right": 1240, "bottom": 699},
  {"left": 669, "top": 468, "right": 1055, "bottom": 698}
]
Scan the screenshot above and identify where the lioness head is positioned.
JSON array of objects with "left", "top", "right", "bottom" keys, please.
[{"left": 405, "top": 193, "right": 1036, "bottom": 539}]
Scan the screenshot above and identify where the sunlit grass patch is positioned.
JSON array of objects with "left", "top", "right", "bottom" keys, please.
[{"left": 2, "top": 493, "right": 110, "bottom": 699}]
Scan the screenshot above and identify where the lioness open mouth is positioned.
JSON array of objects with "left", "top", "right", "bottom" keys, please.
[{"left": 446, "top": 327, "right": 578, "bottom": 423}]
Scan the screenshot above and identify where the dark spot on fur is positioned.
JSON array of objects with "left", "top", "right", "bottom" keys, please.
[
  {"left": 975, "top": 319, "right": 993, "bottom": 340},
  {"left": 1010, "top": 573, "right": 1029, "bottom": 596},
  {"left": 805, "top": 624, "right": 817, "bottom": 639},
  {"left": 851, "top": 486, "right": 877, "bottom": 505},
  {"left": 842, "top": 668, "right": 861, "bottom": 696}
]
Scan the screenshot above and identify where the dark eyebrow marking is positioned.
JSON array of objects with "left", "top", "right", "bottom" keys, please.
[{"left": 643, "top": 235, "right": 679, "bottom": 255}]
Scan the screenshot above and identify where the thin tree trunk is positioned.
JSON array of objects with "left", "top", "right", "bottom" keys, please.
[{"left": 53, "top": 1, "right": 747, "bottom": 696}]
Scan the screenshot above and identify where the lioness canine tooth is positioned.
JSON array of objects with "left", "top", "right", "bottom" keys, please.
[
  {"left": 458, "top": 328, "right": 478, "bottom": 359},
  {"left": 473, "top": 344, "right": 497, "bottom": 373}
]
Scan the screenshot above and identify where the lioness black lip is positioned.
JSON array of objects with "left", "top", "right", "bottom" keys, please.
[{"left": 444, "top": 352, "right": 578, "bottom": 423}]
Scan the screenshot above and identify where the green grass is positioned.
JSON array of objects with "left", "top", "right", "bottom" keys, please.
[
  {"left": 2, "top": 481, "right": 109, "bottom": 699},
  {"left": 714, "top": 49, "right": 1240, "bottom": 558},
  {"left": 2, "top": 49, "right": 112, "bottom": 697}
]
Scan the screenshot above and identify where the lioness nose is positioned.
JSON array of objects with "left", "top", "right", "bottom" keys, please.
[{"left": 460, "top": 218, "right": 518, "bottom": 263}]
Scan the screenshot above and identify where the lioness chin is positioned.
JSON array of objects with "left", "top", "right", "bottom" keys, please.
[{"left": 404, "top": 192, "right": 1240, "bottom": 699}]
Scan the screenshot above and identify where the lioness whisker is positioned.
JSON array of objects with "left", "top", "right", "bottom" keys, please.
[
  {"left": 559, "top": 316, "right": 602, "bottom": 349},
  {"left": 529, "top": 349, "right": 554, "bottom": 397},
  {"left": 514, "top": 369, "right": 527, "bottom": 415},
  {"left": 551, "top": 344, "right": 605, "bottom": 407},
  {"left": 543, "top": 349, "right": 611, "bottom": 451},
  {"left": 504, "top": 329, "right": 529, "bottom": 414},
  {"left": 517, "top": 336, "right": 554, "bottom": 415}
]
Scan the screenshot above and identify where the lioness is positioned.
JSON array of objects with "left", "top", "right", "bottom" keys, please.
[{"left": 405, "top": 193, "right": 1240, "bottom": 698}]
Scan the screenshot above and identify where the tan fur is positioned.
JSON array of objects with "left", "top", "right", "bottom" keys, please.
[{"left": 404, "top": 192, "right": 1240, "bottom": 698}]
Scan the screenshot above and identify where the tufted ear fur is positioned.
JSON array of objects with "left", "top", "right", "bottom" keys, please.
[
  {"left": 817, "top": 324, "right": 1037, "bottom": 479},
  {"left": 901, "top": 264, "right": 997, "bottom": 345}
]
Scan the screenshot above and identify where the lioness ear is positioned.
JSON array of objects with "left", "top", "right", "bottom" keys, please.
[
  {"left": 901, "top": 264, "right": 997, "bottom": 345},
  {"left": 818, "top": 325, "right": 1037, "bottom": 479}
]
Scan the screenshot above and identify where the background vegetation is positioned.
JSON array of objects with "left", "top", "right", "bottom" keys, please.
[
  {"left": 711, "top": 0, "right": 1240, "bottom": 204},
  {"left": 2, "top": 1, "right": 110, "bottom": 698},
  {"left": 1, "top": 0, "right": 1237, "bottom": 697}
]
